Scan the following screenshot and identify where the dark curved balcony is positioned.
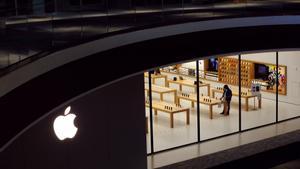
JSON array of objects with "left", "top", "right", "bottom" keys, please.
[
  {"left": 2, "top": 0, "right": 300, "bottom": 153},
  {"left": 1, "top": 0, "right": 300, "bottom": 74}
]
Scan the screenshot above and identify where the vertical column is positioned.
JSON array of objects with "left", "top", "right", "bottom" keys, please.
[
  {"left": 148, "top": 71, "right": 154, "bottom": 154},
  {"left": 276, "top": 51, "right": 279, "bottom": 122},
  {"left": 196, "top": 60, "right": 200, "bottom": 142},
  {"left": 238, "top": 54, "right": 242, "bottom": 131}
]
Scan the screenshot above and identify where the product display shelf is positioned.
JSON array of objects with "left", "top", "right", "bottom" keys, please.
[{"left": 218, "top": 57, "right": 254, "bottom": 87}]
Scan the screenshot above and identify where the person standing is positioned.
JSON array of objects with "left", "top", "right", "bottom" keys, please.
[{"left": 220, "top": 85, "right": 232, "bottom": 115}]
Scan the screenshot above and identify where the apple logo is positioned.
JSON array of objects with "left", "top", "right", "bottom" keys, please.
[{"left": 53, "top": 106, "right": 78, "bottom": 141}]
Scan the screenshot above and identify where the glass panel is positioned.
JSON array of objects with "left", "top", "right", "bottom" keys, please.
[
  {"left": 28, "top": 0, "right": 53, "bottom": 56},
  {"left": 135, "top": 0, "right": 162, "bottom": 12},
  {"left": 152, "top": 61, "right": 197, "bottom": 151},
  {"left": 55, "top": 0, "right": 81, "bottom": 13},
  {"left": 245, "top": 0, "right": 283, "bottom": 16},
  {"left": 14, "top": 0, "right": 50, "bottom": 15},
  {"left": 107, "top": 0, "right": 135, "bottom": 32},
  {"left": 45, "top": 0, "right": 55, "bottom": 13},
  {"left": 164, "top": 0, "right": 182, "bottom": 10},
  {"left": 81, "top": 0, "right": 108, "bottom": 39},
  {"left": 182, "top": 0, "right": 215, "bottom": 20},
  {"left": 278, "top": 51, "right": 300, "bottom": 121},
  {"left": 134, "top": 0, "right": 163, "bottom": 26},
  {"left": 52, "top": 0, "right": 82, "bottom": 47},
  {"left": 200, "top": 55, "right": 239, "bottom": 140},
  {"left": 241, "top": 52, "right": 276, "bottom": 130},
  {"left": 5, "top": 1, "right": 30, "bottom": 64},
  {"left": 1, "top": 0, "right": 16, "bottom": 17},
  {"left": 282, "top": 1, "right": 300, "bottom": 15},
  {"left": 16, "top": 0, "right": 32, "bottom": 15},
  {"left": 213, "top": 0, "right": 247, "bottom": 18},
  {"left": 183, "top": 0, "right": 214, "bottom": 9},
  {"left": 52, "top": 18, "right": 83, "bottom": 46},
  {"left": 3, "top": 0, "right": 53, "bottom": 67},
  {"left": 163, "top": 0, "right": 183, "bottom": 22}
]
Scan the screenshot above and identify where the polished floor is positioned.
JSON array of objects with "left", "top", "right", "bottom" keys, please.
[
  {"left": 147, "top": 117, "right": 300, "bottom": 169},
  {"left": 145, "top": 73, "right": 300, "bottom": 153}
]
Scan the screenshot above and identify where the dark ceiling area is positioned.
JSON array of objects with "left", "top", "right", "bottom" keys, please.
[
  {"left": 1, "top": 0, "right": 300, "bottom": 69},
  {"left": 1, "top": 24, "right": 300, "bottom": 150}
]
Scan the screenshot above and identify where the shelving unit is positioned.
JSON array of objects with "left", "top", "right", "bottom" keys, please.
[{"left": 218, "top": 57, "right": 254, "bottom": 87}]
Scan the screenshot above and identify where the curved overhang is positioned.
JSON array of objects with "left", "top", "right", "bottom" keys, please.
[
  {"left": 2, "top": 15, "right": 300, "bottom": 151},
  {"left": 2, "top": 15, "right": 300, "bottom": 98}
]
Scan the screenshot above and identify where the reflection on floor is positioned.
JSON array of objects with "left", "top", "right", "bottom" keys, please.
[
  {"left": 145, "top": 73, "right": 299, "bottom": 153},
  {"left": 147, "top": 118, "right": 300, "bottom": 169}
]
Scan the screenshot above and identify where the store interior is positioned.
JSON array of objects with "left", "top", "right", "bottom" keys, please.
[{"left": 144, "top": 51, "right": 300, "bottom": 153}]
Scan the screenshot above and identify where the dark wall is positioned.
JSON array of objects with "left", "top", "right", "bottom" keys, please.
[
  {"left": 2, "top": 25, "right": 300, "bottom": 151},
  {"left": 0, "top": 74, "right": 147, "bottom": 169}
]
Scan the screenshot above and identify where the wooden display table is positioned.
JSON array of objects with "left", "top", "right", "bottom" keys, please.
[
  {"left": 145, "top": 84, "right": 177, "bottom": 103},
  {"left": 167, "top": 79, "right": 210, "bottom": 96},
  {"left": 144, "top": 72, "right": 168, "bottom": 86},
  {"left": 211, "top": 88, "right": 262, "bottom": 111},
  {"left": 145, "top": 100, "right": 190, "bottom": 128},
  {"left": 177, "top": 93, "right": 223, "bottom": 119}
]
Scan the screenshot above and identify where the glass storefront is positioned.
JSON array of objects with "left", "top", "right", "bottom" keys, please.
[
  {"left": 144, "top": 51, "right": 300, "bottom": 153},
  {"left": 200, "top": 56, "right": 239, "bottom": 141},
  {"left": 145, "top": 61, "right": 198, "bottom": 152},
  {"left": 278, "top": 51, "right": 300, "bottom": 121},
  {"left": 241, "top": 52, "right": 276, "bottom": 130}
]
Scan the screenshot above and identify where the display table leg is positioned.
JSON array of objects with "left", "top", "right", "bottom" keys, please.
[
  {"left": 154, "top": 109, "right": 158, "bottom": 115},
  {"left": 170, "top": 113, "right": 174, "bottom": 128},
  {"left": 258, "top": 98, "right": 262, "bottom": 108},
  {"left": 245, "top": 98, "right": 249, "bottom": 111},
  {"left": 208, "top": 85, "right": 210, "bottom": 96},
  {"left": 212, "top": 91, "right": 215, "bottom": 98},
  {"left": 179, "top": 84, "right": 182, "bottom": 91},
  {"left": 209, "top": 105, "right": 213, "bottom": 119},
  {"left": 174, "top": 92, "right": 177, "bottom": 104},
  {"left": 186, "top": 109, "right": 190, "bottom": 125},
  {"left": 160, "top": 94, "right": 163, "bottom": 101},
  {"left": 191, "top": 101, "right": 194, "bottom": 108},
  {"left": 177, "top": 98, "right": 181, "bottom": 106},
  {"left": 164, "top": 77, "right": 167, "bottom": 87}
]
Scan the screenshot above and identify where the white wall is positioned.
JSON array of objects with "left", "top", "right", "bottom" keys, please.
[
  {"left": 240, "top": 51, "right": 300, "bottom": 104},
  {"left": 241, "top": 52, "right": 276, "bottom": 64},
  {"left": 240, "top": 52, "right": 276, "bottom": 100},
  {"left": 182, "top": 61, "right": 196, "bottom": 69},
  {"left": 226, "top": 55, "right": 239, "bottom": 59},
  {"left": 241, "top": 52, "right": 276, "bottom": 100},
  {"left": 278, "top": 51, "right": 300, "bottom": 104}
]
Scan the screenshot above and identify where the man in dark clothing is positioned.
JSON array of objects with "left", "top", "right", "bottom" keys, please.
[{"left": 220, "top": 85, "right": 232, "bottom": 115}]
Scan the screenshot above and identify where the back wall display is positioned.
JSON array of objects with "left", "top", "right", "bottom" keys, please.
[{"left": 218, "top": 56, "right": 286, "bottom": 95}]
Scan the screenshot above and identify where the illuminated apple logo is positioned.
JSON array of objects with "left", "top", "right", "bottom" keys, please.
[{"left": 53, "top": 106, "right": 78, "bottom": 141}]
